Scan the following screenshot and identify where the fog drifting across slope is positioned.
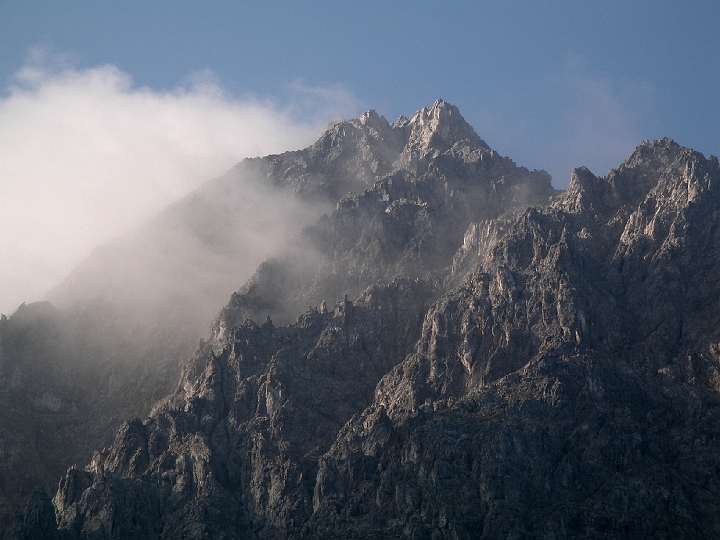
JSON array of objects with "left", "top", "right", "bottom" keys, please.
[
  {"left": 46, "top": 161, "right": 333, "bottom": 339},
  {"left": 0, "top": 55, "right": 356, "bottom": 314}
]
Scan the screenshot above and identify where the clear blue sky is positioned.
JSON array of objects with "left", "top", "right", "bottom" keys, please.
[{"left": 1, "top": 0, "right": 718, "bottom": 185}]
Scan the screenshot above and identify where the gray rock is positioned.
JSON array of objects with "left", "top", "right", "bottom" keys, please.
[
  {"left": 45, "top": 100, "right": 555, "bottom": 539},
  {"left": 310, "top": 139, "right": 720, "bottom": 538}
]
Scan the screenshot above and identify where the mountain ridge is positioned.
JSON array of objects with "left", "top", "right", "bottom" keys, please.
[
  {"left": 3, "top": 99, "right": 552, "bottom": 539},
  {"left": 8, "top": 102, "right": 720, "bottom": 539}
]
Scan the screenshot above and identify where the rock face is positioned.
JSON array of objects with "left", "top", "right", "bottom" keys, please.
[
  {"left": 309, "top": 139, "right": 720, "bottom": 538},
  {"left": 0, "top": 102, "right": 395, "bottom": 536},
  {"left": 215, "top": 101, "right": 553, "bottom": 330},
  {"left": 18, "top": 103, "right": 720, "bottom": 539}
]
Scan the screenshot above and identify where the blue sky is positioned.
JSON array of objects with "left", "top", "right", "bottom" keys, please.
[
  {"left": 0, "top": 0, "right": 718, "bottom": 313},
  {"left": 2, "top": 1, "right": 718, "bottom": 180}
]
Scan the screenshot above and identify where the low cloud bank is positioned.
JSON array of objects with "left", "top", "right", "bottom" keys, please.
[{"left": 0, "top": 55, "right": 356, "bottom": 314}]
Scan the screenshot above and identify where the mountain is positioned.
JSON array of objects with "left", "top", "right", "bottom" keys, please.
[
  {"left": 3, "top": 100, "right": 553, "bottom": 539},
  {"left": 14, "top": 102, "right": 720, "bottom": 539},
  {"left": 308, "top": 139, "right": 720, "bottom": 538}
]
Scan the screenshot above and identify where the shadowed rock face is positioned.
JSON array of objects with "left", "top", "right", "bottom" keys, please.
[
  {"left": 22, "top": 105, "right": 720, "bottom": 539},
  {"left": 308, "top": 139, "right": 720, "bottom": 539}
]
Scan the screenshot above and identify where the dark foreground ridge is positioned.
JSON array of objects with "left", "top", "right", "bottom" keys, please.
[{"left": 11, "top": 102, "right": 720, "bottom": 538}]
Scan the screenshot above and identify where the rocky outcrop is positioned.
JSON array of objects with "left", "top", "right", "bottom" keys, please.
[{"left": 53, "top": 279, "right": 436, "bottom": 539}]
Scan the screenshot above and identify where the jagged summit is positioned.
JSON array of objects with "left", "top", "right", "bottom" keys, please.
[
  {"left": 395, "top": 99, "right": 489, "bottom": 161},
  {"left": 283, "top": 99, "right": 497, "bottom": 199},
  {"left": 321, "top": 99, "right": 486, "bottom": 157},
  {"left": 562, "top": 136, "right": 719, "bottom": 219},
  {"left": 357, "top": 108, "right": 390, "bottom": 129}
]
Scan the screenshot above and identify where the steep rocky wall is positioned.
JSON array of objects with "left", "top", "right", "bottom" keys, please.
[
  {"left": 309, "top": 140, "right": 720, "bottom": 538},
  {"left": 39, "top": 100, "right": 557, "bottom": 539}
]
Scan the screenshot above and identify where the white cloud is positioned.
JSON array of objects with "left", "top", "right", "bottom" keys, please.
[{"left": 0, "top": 54, "right": 357, "bottom": 314}]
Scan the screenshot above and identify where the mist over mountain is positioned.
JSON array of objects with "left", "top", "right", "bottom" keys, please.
[
  {"left": 4, "top": 100, "right": 720, "bottom": 539},
  {"left": 0, "top": 59, "right": 356, "bottom": 315}
]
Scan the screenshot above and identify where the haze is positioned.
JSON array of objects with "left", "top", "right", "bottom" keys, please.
[{"left": 0, "top": 55, "right": 356, "bottom": 315}]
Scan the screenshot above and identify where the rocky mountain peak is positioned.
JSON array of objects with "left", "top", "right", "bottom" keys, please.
[
  {"left": 356, "top": 108, "right": 387, "bottom": 129},
  {"left": 561, "top": 137, "right": 719, "bottom": 222},
  {"left": 394, "top": 98, "right": 489, "bottom": 161},
  {"left": 310, "top": 109, "right": 399, "bottom": 156}
]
